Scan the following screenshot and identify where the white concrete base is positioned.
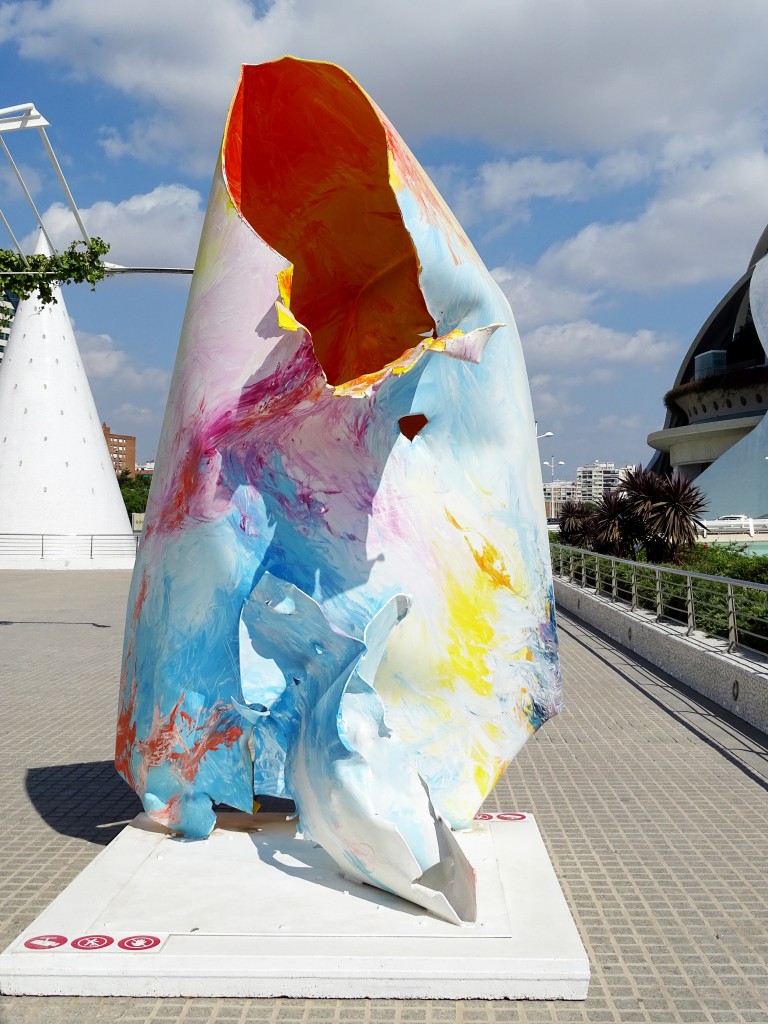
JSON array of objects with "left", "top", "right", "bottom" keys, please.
[{"left": 0, "top": 812, "right": 589, "bottom": 1000}]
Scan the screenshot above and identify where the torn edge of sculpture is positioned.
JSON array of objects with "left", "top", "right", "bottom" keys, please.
[{"left": 116, "top": 57, "right": 562, "bottom": 925}]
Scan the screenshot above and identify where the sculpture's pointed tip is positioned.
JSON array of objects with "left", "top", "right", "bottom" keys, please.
[{"left": 32, "top": 226, "right": 53, "bottom": 257}]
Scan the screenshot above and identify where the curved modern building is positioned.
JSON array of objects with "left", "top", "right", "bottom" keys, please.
[{"left": 648, "top": 225, "right": 768, "bottom": 517}]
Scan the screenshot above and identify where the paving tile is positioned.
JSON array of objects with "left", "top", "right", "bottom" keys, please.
[{"left": 0, "top": 574, "right": 767, "bottom": 1024}]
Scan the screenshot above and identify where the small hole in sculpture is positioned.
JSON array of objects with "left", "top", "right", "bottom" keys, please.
[{"left": 399, "top": 414, "right": 429, "bottom": 440}]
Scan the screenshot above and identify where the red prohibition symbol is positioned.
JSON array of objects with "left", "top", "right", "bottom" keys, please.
[
  {"left": 71, "top": 934, "right": 114, "bottom": 950},
  {"left": 23, "top": 935, "right": 67, "bottom": 950},
  {"left": 117, "top": 935, "right": 161, "bottom": 951},
  {"left": 473, "top": 812, "right": 527, "bottom": 821}
]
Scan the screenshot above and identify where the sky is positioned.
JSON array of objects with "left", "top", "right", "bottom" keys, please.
[{"left": 2, "top": 1, "right": 768, "bottom": 475}]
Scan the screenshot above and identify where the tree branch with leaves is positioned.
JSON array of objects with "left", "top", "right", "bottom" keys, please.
[{"left": 0, "top": 236, "right": 110, "bottom": 328}]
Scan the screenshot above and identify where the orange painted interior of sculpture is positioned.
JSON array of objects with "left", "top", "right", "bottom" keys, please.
[{"left": 223, "top": 57, "right": 436, "bottom": 387}]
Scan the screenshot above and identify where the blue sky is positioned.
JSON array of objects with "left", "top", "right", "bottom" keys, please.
[{"left": 2, "top": 0, "right": 768, "bottom": 472}]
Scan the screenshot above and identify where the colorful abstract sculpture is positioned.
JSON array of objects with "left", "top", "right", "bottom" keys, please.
[{"left": 116, "top": 57, "right": 561, "bottom": 923}]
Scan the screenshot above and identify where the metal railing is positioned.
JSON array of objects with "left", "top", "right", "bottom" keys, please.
[
  {"left": 551, "top": 543, "right": 768, "bottom": 659},
  {"left": 0, "top": 533, "right": 139, "bottom": 559}
]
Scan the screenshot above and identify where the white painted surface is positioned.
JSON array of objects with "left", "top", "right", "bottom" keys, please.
[
  {"left": 0, "top": 812, "right": 590, "bottom": 1000},
  {"left": 0, "top": 232, "right": 133, "bottom": 569}
]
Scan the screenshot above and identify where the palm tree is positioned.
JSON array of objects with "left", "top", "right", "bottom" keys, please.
[
  {"left": 646, "top": 473, "right": 707, "bottom": 562},
  {"left": 592, "top": 489, "right": 642, "bottom": 557},
  {"left": 558, "top": 500, "right": 596, "bottom": 549},
  {"left": 622, "top": 466, "right": 706, "bottom": 563}
]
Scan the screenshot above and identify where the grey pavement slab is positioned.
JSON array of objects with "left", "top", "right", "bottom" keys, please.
[{"left": 0, "top": 569, "right": 767, "bottom": 1023}]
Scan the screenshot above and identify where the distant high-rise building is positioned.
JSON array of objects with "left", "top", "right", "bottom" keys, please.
[
  {"left": 542, "top": 479, "right": 577, "bottom": 518},
  {"left": 102, "top": 423, "right": 137, "bottom": 474},
  {"left": 576, "top": 461, "right": 621, "bottom": 502}
]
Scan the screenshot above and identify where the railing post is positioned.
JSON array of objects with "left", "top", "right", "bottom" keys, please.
[
  {"left": 655, "top": 568, "right": 663, "bottom": 620},
  {"left": 40, "top": 534, "right": 44, "bottom": 559},
  {"left": 90, "top": 534, "right": 94, "bottom": 559},
  {"left": 686, "top": 574, "right": 695, "bottom": 634},
  {"left": 611, "top": 559, "right": 618, "bottom": 601},
  {"left": 631, "top": 564, "right": 638, "bottom": 612},
  {"left": 727, "top": 582, "right": 738, "bottom": 650},
  {"left": 580, "top": 550, "right": 586, "bottom": 587},
  {"left": 569, "top": 550, "right": 574, "bottom": 583},
  {"left": 595, "top": 556, "right": 601, "bottom": 595}
]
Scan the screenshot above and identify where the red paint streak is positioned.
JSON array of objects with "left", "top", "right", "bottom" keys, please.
[
  {"left": 148, "top": 793, "right": 181, "bottom": 829},
  {"left": 134, "top": 696, "right": 244, "bottom": 792},
  {"left": 381, "top": 116, "right": 468, "bottom": 267},
  {"left": 115, "top": 674, "right": 138, "bottom": 788},
  {"left": 133, "top": 573, "right": 149, "bottom": 624},
  {"left": 170, "top": 702, "right": 243, "bottom": 783},
  {"left": 136, "top": 696, "right": 186, "bottom": 792}
]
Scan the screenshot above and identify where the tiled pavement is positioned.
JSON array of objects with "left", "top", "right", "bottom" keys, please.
[{"left": 0, "top": 570, "right": 767, "bottom": 1024}]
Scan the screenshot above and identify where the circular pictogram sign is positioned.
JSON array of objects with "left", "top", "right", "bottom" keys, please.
[
  {"left": 23, "top": 934, "right": 67, "bottom": 950},
  {"left": 71, "top": 934, "right": 114, "bottom": 950},
  {"left": 473, "top": 812, "right": 493, "bottom": 820},
  {"left": 117, "top": 935, "right": 161, "bottom": 951},
  {"left": 497, "top": 812, "right": 527, "bottom": 822}
]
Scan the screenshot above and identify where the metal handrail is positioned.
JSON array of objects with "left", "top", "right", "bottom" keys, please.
[
  {"left": 0, "top": 533, "right": 139, "bottom": 558},
  {"left": 551, "top": 542, "right": 768, "bottom": 658}
]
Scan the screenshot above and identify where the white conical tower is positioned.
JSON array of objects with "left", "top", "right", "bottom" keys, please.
[{"left": 0, "top": 231, "right": 135, "bottom": 568}]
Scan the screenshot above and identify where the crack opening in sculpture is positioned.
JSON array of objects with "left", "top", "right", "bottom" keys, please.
[
  {"left": 398, "top": 413, "right": 428, "bottom": 440},
  {"left": 223, "top": 58, "right": 436, "bottom": 387}
]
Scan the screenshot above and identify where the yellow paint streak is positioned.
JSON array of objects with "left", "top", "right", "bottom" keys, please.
[
  {"left": 440, "top": 568, "right": 496, "bottom": 698},
  {"left": 512, "top": 647, "right": 533, "bottom": 661},
  {"left": 466, "top": 537, "right": 515, "bottom": 591},
  {"left": 483, "top": 720, "right": 503, "bottom": 741},
  {"left": 387, "top": 151, "right": 404, "bottom": 192},
  {"left": 276, "top": 301, "right": 300, "bottom": 332},
  {"left": 331, "top": 329, "right": 470, "bottom": 397},
  {"left": 474, "top": 761, "right": 492, "bottom": 795},
  {"left": 277, "top": 266, "right": 293, "bottom": 308},
  {"left": 444, "top": 509, "right": 524, "bottom": 595}
]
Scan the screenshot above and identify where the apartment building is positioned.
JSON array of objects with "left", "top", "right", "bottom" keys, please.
[
  {"left": 102, "top": 422, "right": 136, "bottom": 474},
  {"left": 543, "top": 479, "right": 577, "bottom": 518},
  {"left": 576, "top": 461, "right": 622, "bottom": 502}
]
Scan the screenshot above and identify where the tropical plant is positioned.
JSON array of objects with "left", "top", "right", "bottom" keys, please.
[
  {"left": 558, "top": 500, "right": 596, "bottom": 548},
  {"left": 591, "top": 488, "right": 643, "bottom": 557},
  {"left": 555, "top": 467, "right": 706, "bottom": 565},
  {"left": 621, "top": 466, "right": 706, "bottom": 563}
]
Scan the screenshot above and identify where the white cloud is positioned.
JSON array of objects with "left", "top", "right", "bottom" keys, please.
[
  {"left": 453, "top": 152, "right": 654, "bottom": 225},
  {"left": 74, "top": 327, "right": 170, "bottom": 460},
  {"left": 539, "top": 150, "right": 768, "bottom": 290},
  {"left": 598, "top": 413, "right": 643, "bottom": 432},
  {"left": 493, "top": 267, "right": 598, "bottom": 329},
  {"left": 2, "top": 0, "right": 768, "bottom": 165},
  {"left": 0, "top": 162, "right": 44, "bottom": 202},
  {"left": 522, "top": 320, "right": 676, "bottom": 369},
  {"left": 77, "top": 328, "right": 170, "bottom": 390},
  {"left": 23, "top": 184, "right": 204, "bottom": 268}
]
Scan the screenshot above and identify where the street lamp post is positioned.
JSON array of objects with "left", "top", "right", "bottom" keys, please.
[{"left": 543, "top": 457, "right": 565, "bottom": 519}]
